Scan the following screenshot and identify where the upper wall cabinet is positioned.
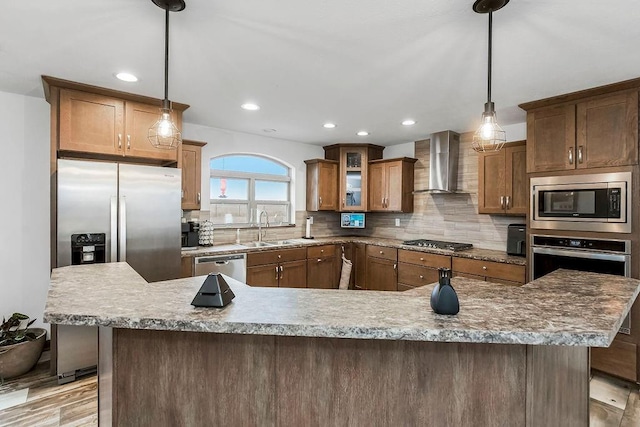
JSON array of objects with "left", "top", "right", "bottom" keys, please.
[
  {"left": 478, "top": 141, "right": 526, "bottom": 216},
  {"left": 43, "top": 76, "right": 189, "bottom": 164},
  {"left": 323, "top": 144, "right": 384, "bottom": 212},
  {"left": 305, "top": 159, "right": 339, "bottom": 212},
  {"left": 521, "top": 85, "right": 638, "bottom": 173},
  {"left": 368, "top": 157, "right": 417, "bottom": 213},
  {"left": 180, "top": 140, "right": 207, "bottom": 210}
]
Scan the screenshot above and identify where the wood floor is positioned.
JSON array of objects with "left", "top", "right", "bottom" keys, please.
[
  {"left": 0, "top": 362, "right": 97, "bottom": 427},
  {"left": 0, "top": 363, "right": 638, "bottom": 426}
]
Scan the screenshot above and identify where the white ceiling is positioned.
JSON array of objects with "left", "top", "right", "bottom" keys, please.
[{"left": 3, "top": 1, "right": 640, "bottom": 146}]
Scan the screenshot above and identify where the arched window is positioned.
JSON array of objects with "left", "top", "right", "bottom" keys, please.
[{"left": 209, "top": 154, "right": 293, "bottom": 226}]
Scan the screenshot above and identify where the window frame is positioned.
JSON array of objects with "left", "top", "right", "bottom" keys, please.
[{"left": 209, "top": 154, "right": 294, "bottom": 227}]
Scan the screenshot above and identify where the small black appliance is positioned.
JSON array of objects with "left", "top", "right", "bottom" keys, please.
[
  {"left": 181, "top": 222, "right": 199, "bottom": 248},
  {"left": 506, "top": 224, "right": 526, "bottom": 256}
]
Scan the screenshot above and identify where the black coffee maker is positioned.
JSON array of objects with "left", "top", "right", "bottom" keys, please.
[{"left": 181, "top": 221, "right": 199, "bottom": 248}]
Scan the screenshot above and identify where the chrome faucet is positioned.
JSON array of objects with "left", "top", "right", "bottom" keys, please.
[{"left": 258, "top": 210, "right": 269, "bottom": 242}]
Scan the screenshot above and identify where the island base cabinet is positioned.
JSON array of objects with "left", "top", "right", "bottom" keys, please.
[{"left": 106, "top": 329, "right": 589, "bottom": 427}]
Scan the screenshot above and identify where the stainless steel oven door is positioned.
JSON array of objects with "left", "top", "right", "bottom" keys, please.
[{"left": 530, "top": 245, "right": 631, "bottom": 335}]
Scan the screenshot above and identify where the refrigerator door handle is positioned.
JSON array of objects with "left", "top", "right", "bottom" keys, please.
[
  {"left": 110, "top": 196, "right": 118, "bottom": 262},
  {"left": 119, "top": 196, "right": 127, "bottom": 261}
]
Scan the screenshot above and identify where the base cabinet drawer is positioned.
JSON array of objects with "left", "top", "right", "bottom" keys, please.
[
  {"left": 452, "top": 257, "right": 525, "bottom": 284},
  {"left": 398, "top": 250, "right": 451, "bottom": 269},
  {"left": 397, "top": 263, "right": 439, "bottom": 288}
]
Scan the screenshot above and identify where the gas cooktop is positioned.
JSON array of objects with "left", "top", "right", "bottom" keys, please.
[{"left": 402, "top": 239, "right": 473, "bottom": 252}]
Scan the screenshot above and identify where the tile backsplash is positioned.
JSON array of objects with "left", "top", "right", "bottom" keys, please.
[{"left": 186, "top": 132, "right": 524, "bottom": 251}]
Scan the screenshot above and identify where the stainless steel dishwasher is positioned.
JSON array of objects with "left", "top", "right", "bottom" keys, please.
[{"left": 194, "top": 253, "right": 247, "bottom": 282}]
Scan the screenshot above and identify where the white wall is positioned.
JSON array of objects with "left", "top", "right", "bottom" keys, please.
[
  {"left": 182, "top": 123, "right": 324, "bottom": 214},
  {"left": 0, "top": 91, "right": 50, "bottom": 331}
]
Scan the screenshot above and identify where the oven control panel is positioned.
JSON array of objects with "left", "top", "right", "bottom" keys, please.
[{"left": 532, "top": 235, "right": 628, "bottom": 253}]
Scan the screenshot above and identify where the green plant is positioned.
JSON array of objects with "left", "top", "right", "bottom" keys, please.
[{"left": 0, "top": 313, "right": 37, "bottom": 347}]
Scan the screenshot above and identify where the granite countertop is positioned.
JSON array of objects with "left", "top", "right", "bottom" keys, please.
[
  {"left": 182, "top": 236, "right": 526, "bottom": 266},
  {"left": 44, "top": 262, "right": 639, "bottom": 347}
]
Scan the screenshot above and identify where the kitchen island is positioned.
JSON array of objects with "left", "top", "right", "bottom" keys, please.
[{"left": 45, "top": 263, "right": 640, "bottom": 426}]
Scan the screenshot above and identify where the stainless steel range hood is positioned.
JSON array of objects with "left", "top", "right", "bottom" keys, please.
[{"left": 417, "top": 130, "right": 462, "bottom": 193}]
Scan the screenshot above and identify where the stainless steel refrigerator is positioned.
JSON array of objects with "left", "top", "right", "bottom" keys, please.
[{"left": 56, "top": 159, "right": 181, "bottom": 383}]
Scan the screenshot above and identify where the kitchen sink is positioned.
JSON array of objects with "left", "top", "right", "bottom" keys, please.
[
  {"left": 241, "top": 241, "right": 275, "bottom": 248},
  {"left": 240, "top": 240, "right": 296, "bottom": 248}
]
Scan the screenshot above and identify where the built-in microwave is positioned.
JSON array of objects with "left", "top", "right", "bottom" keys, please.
[{"left": 530, "top": 172, "right": 631, "bottom": 233}]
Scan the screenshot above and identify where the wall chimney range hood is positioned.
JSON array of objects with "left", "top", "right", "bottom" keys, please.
[{"left": 414, "top": 130, "right": 464, "bottom": 194}]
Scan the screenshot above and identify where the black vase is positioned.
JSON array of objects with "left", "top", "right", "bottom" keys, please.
[{"left": 430, "top": 268, "right": 459, "bottom": 315}]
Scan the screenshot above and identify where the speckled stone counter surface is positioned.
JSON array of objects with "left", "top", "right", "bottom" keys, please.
[
  {"left": 182, "top": 236, "right": 526, "bottom": 266},
  {"left": 45, "top": 262, "right": 639, "bottom": 347}
]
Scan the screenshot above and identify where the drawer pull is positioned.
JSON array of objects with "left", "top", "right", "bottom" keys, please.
[
  {"left": 420, "top": 257, "right": 424, "bottom": 261},
  {"left": 278, "top": 255, "right": 281, "bottom": 259},
  {"left": 419, "top": 275, "right": 424, "bottom": 279},
  {"left": 321, "top": 249, "right": 324, "bottom": 253},
  {"left": 482, "top": 266, "right": 487, "bottom": 270},
  {"left": 379, "top": 251, "right": 384, "bottom": 255},
  {"left": 317, "top": 258, "right": 322, "bottom": 262}
]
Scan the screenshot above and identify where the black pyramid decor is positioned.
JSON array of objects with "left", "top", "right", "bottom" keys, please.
[{"left": 191, "top": 273, "right": 235, "bottom": 308}]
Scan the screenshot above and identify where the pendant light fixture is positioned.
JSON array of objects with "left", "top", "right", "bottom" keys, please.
[
  {"left": 471, "top": 0, "right": 508, "bottom": 153},
  {"left": 148, "top": 0, "right": 185, "bottom": 150}
]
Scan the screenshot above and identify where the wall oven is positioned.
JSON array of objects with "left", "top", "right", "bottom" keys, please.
[
  {"left": 530, "top": 172, "right": 631, "bottom": 233},
  {"left": 530, "top": 234, "right": 632, "bottom": 334}
]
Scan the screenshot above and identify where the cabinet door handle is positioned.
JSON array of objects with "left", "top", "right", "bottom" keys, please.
[
  {"left": 500, "top": 196, "right": 505, "bottom": 209},
  {"left": 181, "top": 189, "right": 184, "bottom": 199},
  {"left": 319, "top": 196, "right": 322, "bottom": 207},
  {"left": 382, "top": 197, "right": 385, "bottom": 207},
  {"left": 393, "top": 263, "right": 397, "bottom": 271},
  {"left": 505, "top": 195, "right": 511, "bottom": 210},
  {"left": 568, "top": 147, "right": 574, "bottom": 165},
  {"left": 127, "top": 135, "right": 131, "bottom": 150},
  {"left": 118, "top": 134, "right": 122, "bottom": 149},
  {"left": 197, "top": 193, "right": 201, "bottom": 203},
  {"left": 577, "top": 145, "right": 584, "bottom": 164},
  {"left": 275, "top": 266, "right": 279, "bottom": 280},
  {"left": 278, "top": 255, "right": 281, "bottom": 259},
  {"left": 342, "top": 198, "right": 345, "bottom": 207},
  {"left": 279, "top": 265, "right": 284, "bottom": 280}
]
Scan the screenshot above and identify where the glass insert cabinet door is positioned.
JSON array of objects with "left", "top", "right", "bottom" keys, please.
[
  {"left": 323, "top": 144, "right": 384, "bottom": 212},
  {"left": 342, "top": 147, "right": 366, "bottom": 211}
]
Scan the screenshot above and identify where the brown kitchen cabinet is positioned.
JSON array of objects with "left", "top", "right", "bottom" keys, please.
[
  {"left": 365, "top": 245, "right": 397, "bottom": 291},
  {"left": 246, "top": 248, "right": 307, "bottom": 288},
  {"left": 397, "top": 250, "right": 451, "bottom": 290},
  {"left": 323, "top": 144, "right": 384, "bottom": 211},
  {"left": 180, "top": 140, "right": 207, "bottom": 210},
  {"left": 522, "top": 90, "right": 638, "bottom": 173},
  {"left": 354, "top": 243, "right": 367, "bottom": 290},
  {"left": 304, "top": 159, "right": 339, "bottom": 211},
  {"left": 452, "top": 257, "right": 525, "bottom": 286},
  {"left": 43, "top": 76, "right": 188, "bottom": 163},
  {"left": 306, "top": 244, "right": 339, "bottom": 289},
  {"left": 368, "top": 158, "right": 417, "bottom": 212},
  {"left": 478, "top": 141, "right": 526, "bottom": 215}
]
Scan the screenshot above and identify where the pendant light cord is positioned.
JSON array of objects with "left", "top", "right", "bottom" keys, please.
[
  {"left": 487, "top": 10, "right": 492, "bottom": 105},
  {"left": 164, "top": 7, "right": 170, "bottom": 108}
]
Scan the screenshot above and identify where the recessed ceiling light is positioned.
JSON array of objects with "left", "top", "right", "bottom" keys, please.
[
  {"left": 357, "top": 131, "right": 369, "bottom": 136},
  {"left": 402, "top": 119, "right": 416, "bottom": 126},
  {"left": 323, "top": 123, "right": 336, "bottom": 129},
  {"left": 115, "top": 72, "right": 138, "bottom": 82},
  {"left": 262, "top": 128, "right": 277, "bottom": 133},
  {"left": 241, "top": 103, "right": 260, "bottom": 111}
]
